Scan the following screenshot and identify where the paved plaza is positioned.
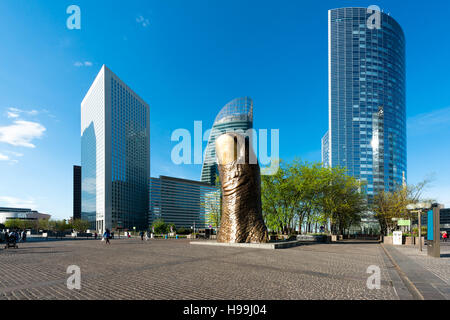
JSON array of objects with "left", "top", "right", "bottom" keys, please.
[{"left": 0, "top": 239, "right": 448, "bottom": 300}]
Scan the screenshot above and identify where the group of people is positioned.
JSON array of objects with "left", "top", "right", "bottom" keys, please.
[
  {"left": 0, "top": 229, "right": 27, "bottom": 246},
  {"left": 139, "top": 231, "right": 150, "bottom": 241}
]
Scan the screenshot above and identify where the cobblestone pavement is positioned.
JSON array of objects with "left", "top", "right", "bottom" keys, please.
[
  {"left": 390, "top": 244, "right": 450, "bottom": 286},
  {"left": 0, "top": 239, "right": 398, "bottom": 300}
]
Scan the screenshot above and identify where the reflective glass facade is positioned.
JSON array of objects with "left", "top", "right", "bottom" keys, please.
[
  {"left": 149, "top": 176, "right": 220, "bottom": 229},
  {"left": 321, "top": 131, "right": 329, "bottom": 168},
  {"left": 327, "top": 7, "right": 406, "bottom": 201},
  {"left": 81, "top": 65, "right": 150, "bottom": 232},
  {"left": 201, "top": 97, "right": 253, "bottom": 185}
]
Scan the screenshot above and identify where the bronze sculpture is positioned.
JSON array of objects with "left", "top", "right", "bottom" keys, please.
[{"left": 215, "top": 133, "right": 269, "bottom": 243}]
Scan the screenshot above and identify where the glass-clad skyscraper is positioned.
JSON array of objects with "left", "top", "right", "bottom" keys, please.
[
  {"left": 325, "top": 7, "right": 406, "bottom": 202},
  {"left": 81, "top": 65, "right": 150, "bottom": 232},
  {"left": 201, "top": 97, "right": 253, "bottom": 185}
]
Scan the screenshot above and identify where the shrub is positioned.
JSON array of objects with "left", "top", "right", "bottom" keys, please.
[{"left": 177, "top": 227, "right": 191, "bottom": 235}]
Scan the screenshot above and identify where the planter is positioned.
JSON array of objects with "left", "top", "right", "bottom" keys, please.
[
  {"left": 404, "top": 236, "right": 414, "bottom": 245},
  {"left": 414, "top": 236, "right": 425, "bottom": 247},
  {"left": 383, "top": 236, "right": 393, "bottom": 245}
]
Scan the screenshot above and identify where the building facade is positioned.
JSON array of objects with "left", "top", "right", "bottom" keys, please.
[
  {"left": 81, "top": 65, "right": 150, "bottom": 232},
  {"left": 149, "top": 176, "right": 220, "bottom": 229},
  {"left": 413, "top": 208, "right": 450, "bottom": 233},
  {"left": 201, "top": 97, "right": 253, "bottom": 185},
  {"left": 0, "top": 207, "right": 50, "bottom": 224},
  {"left": 325, "top": 7, "right": 406, "bottom": 202},
  {"left": 73, "top": 165, "right": 81, "bottom": 220},
  {"left": 321, "top": 131, "right": 329, "bottom": 168}
]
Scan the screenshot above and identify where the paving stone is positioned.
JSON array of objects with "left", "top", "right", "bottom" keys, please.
[{"left": 0, "top": 239, "right": 398, "bottom": 300}]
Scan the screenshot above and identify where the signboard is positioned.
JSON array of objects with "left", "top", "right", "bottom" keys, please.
[
  {"left": 397, "top": 219, "right": 410, "bottom": 226},
  {"left": 393, "top": 231, "right": 402, "bottom": 245},
  {"left": 427, "top": 210, "right": 433, "bottom": 241}
]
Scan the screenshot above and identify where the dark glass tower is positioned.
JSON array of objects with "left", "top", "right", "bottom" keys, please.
[
  {"left": 73, "top": 165, "right": 81, "bottom": 220},
  {"left": 325, "top": 7, "right": 406, "bottom": 202}
]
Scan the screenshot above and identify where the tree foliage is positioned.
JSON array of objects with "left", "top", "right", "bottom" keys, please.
[
  {"left": 261, "top": 159, "right": 367, "bottom": 235},
  {"left": 72, "top": 219, "right": 90, "bottom": 232},
  {"left": 151, "top": 219, "right": 175, "bottom": 234},
  {"left": 373, "top": 179, "right": 431, "bottom": 235},
  {"left": 202, "top": 175, "right": 222, "bottom": 229}
]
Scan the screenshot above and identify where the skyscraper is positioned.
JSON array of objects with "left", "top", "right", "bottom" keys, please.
[
  {"left": 73, "top": 165, "right": 81, "bottom": 220},
  {"left": 325, "top": 7, "right": 406, "bottom": 202},
  {"left": 201, "top": 97, "right": 253, "bottom": 185},
  {"left": 81, "top": 65, "right": 150, "bottom": 232}
]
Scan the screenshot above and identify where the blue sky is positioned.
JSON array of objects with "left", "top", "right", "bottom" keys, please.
[{"left": 0, "top": 0, "right": 449, "bottom": 220}]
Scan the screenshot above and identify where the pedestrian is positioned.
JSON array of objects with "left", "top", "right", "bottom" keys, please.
[
  {"left": 94, "top": 232, "right": 98, "bottom": 240},
  {"left": 145, "top": 231, "right": 149, "bottom": 241},
  {"left": 103, "top": 229, "right": 111, "bottom": 245},
  {"left": 22, "top": 231, "right": 27, "bottom": 242},
  {"left": 443, "top": 231, "right": 448, "bottom": 242},
  {"left": 140, "top": 231, "right": 144, "bottom": 241}
]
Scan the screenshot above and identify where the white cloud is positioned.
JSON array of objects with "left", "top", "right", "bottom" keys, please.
[
  {"left": 6, "top": 107, "right": 40, "bottom": 118},
  {"left": 74, "top": 61, "right": 93, "bottom": 67},
  {"left": 0, "top": 196, "right": 37, "bottom": 209},
  {"left": 7, "top": 111, "right": 19, "bottom": 118},
  {"left": 136, "top": 15, "right": 150, "bottom": 28},
  {"left": 0, "top": 120, "right": 46, "bottom": 148},
  {"left": 408, "top": 106, "right": 450, "bottom": 135},
  {"left": 7, "top": 151, "right": 23, "bottom": 157},
  {"left": 0, "top": 151, "right": 23, "bottom": 164}
]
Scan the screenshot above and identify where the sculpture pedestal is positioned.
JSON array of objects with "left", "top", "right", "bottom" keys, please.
[{"left": 190, "top": 240, "right": 305, "bottom": 250}]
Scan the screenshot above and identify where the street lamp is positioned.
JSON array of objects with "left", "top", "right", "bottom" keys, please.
[{"left": 406, "top": 202, "right": 432, "bottom": 252}]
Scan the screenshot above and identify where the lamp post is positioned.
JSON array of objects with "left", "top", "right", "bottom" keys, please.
[
  {"left": 406, "top": 202, "right": 432, "bottom": 252},
  {"left": 418, "top": 210, "right": 422, "bottom": 251}
]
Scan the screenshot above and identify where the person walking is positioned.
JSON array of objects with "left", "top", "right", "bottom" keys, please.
[
  {"left": 443, "top": 231, "right": 448, "bottom": 242},
  {"left": 94, "top": 232, "right": 98, "bottom": 240},
  {"left": 103, "top": 229, "right": 111, "bottom": 245},
  {"left": 140, "top": 231, "right": 144, "bottom": 241}
]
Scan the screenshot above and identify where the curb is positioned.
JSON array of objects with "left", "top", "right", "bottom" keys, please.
[{"left": 380, "top": 243, "right": 424, "bottom": 300}]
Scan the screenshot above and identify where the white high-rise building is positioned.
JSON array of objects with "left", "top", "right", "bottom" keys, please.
[{"left": 81, "top": 65, "right": 150, "bottom": 233}]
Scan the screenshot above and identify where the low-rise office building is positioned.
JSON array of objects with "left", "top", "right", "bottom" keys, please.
[
  {"left": 149, "top": 176, "right": 220, "bottom": 229},
  {"left": 0, "top": 207, "right": 51, "bottom": 224}
]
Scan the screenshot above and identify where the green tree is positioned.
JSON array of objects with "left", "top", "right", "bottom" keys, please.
[
  {"left": 261, "top": 159, "right": 367, "bottom": 236},
  {"left": 5, "top": 219, "right": 23, "bottom": 230},
  {"left": 319, "top": 166, "right": 367, "bottom": 235},
  {"left": 38, "top": 219, "right": 50, "bottom": 231},
  {"left": 373, "top": 179, "right": 431, "bottom": 235},
  {"left": 261, "top": 160, "right": 292, "bottom": 234},
  {"left": 72, "top": 219, "right": 90, "bottom": 232},
  {"left": 151, "top": 219, "right": 170, "bottom": 234},
  {"left": 202, "top": 175, "right": 222, "bottom": 229}
]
